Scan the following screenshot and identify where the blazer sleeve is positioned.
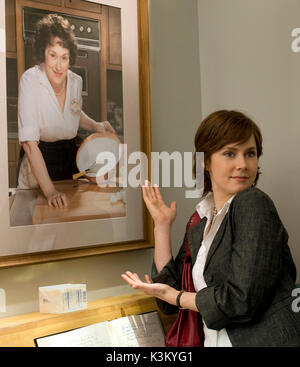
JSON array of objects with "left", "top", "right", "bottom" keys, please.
[
  {"left": 195, "top": 188, "right": 289, "bottom": 330},
  {"left": 151, "top": 234, "right": 186, "bottom": 315}
]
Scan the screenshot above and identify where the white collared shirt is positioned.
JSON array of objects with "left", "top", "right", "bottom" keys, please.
[
  {"left": 17, "top": 64, "right": 83, "bottom": 189},
  {"left": 18, "top": 63, "right": 82, "bottom": 143},
  {"left": 192, "top": 192, "right": 236, "bottom": 347}
]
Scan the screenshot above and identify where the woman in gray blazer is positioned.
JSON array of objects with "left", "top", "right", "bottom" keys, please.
[{"left": 122, "top": 110, "right": 300, "bottom": 347}]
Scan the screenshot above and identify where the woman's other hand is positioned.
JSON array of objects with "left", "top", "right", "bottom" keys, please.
[
  {"left": 22, "top": 141, "right": 68, "bottom": 209},
  {"left": 45, "top": 189, "right": 68, "bottom": 208},
  {"left": 121, "top": 271, "right": 178, "bottom": 305},
  {"left": 79, "top": 111, "right": 117, "bottom": 135},
  {"left": 142, "top": 180, "right": 176, "bottom": 227},
  {"left": 95, "top": 120, "right": 116, "bottom": 135}
]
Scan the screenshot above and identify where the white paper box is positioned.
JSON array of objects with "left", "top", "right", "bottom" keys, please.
[{"left": 39, "top": 284, "right": 87, "bottom": 314}]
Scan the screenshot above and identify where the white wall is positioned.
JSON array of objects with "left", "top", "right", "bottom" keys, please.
[
  {"left": 198, "top": 0, "right": 300, "bottom": 281},
  {"left": 0, "top": 0, "right": 201, "bottom": 318},
  {"left": 149, "top": 0, "right": 202, "bottom": 252}
]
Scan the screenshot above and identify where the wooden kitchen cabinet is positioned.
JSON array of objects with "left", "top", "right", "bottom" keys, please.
[
  {"left": 107, "top": 6, "right": 122, "bottom": 70},
  {"left": 5, "top": 0, "right": 17, "bottom": 57},
  {"left": 6, "top": 96, "right": 18, "bottom": 122},
  {"left": 8, "top": 139, "right": 21, "bottom": 188},
  {"left": 27, "top": 0, "right": 63, "bottom": 6},
  {"left": 64, "top": 0, "right": 102, "bottom": 13}
]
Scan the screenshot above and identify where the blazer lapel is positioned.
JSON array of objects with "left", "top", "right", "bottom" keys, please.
[
  {"left": 204, "top": 213, "right": 228, "bottom": 272},
  {"left": 187, "top": 217, "right": 207, "bottom": 266}
]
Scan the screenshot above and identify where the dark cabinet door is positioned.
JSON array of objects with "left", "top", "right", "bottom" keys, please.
[{"left": 64, "top": 0, "right": 102, "bottom": 14}]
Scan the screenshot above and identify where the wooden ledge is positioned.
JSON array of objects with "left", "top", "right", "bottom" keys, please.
[{"left": 0, "top": 293, "right": 176, "bottom": 347}]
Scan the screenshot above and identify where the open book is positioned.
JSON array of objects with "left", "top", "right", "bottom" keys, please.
[{"left": 35, "top": 311, "right": 166, "bottom": 347}]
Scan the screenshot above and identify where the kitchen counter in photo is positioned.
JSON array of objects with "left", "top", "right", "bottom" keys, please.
[{"left": 9, "top": 180, "right": 126, "bottom": 226}]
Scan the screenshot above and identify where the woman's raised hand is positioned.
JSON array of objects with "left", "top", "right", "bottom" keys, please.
[{"left": 142, "top": 180, "right": 176, "bottom": 227}]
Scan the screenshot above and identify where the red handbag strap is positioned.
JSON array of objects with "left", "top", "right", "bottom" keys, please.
[{"left": 184, "top": 211, "right": 201, "bottom": 257}]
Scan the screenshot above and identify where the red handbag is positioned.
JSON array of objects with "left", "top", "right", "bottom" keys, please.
[{"left": 165, "top": 211, "right": 204, "bottom": 347}]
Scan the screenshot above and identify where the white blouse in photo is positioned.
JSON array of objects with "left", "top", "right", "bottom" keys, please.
[
  {"left": 18, "top": 63, "right": 83, "bottom": 143},
  {"left": 17, "top": 63, "right": 83, "bottom": 188},
  {"left": 192, "top": 192, "right": 236, "bottom": 347}
]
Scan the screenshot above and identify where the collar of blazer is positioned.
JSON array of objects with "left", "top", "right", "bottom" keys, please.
[
  {"left": 187, "top": 214, "right": 229, "bottom": 273},
  {"left": 187, "top": 187, "right": 256, "bottom": 273}
]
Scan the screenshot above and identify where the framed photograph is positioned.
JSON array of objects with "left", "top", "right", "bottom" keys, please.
[{"left": 0, "top": 0, "right": 153, "bottom": 268}]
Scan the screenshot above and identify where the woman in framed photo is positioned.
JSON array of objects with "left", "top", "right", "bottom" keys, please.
[{"left": 17, "top": 13, "right": 116, "bottom": 208}]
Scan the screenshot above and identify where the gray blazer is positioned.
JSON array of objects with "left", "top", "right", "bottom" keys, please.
[{"left": 152, "top": 187, "right": 300, "bottom": 347}]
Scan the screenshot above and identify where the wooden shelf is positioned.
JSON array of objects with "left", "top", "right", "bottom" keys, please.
[{"left": 0, "top": 293, "right": 176, "bottom": 347}]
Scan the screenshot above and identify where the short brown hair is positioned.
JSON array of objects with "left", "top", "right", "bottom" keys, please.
[
  {"left": 33, "top": 14, "right": 77, "bottom": 66},
  {"left": 193, "top": 110, "right": 263, "bottom": 196}
]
